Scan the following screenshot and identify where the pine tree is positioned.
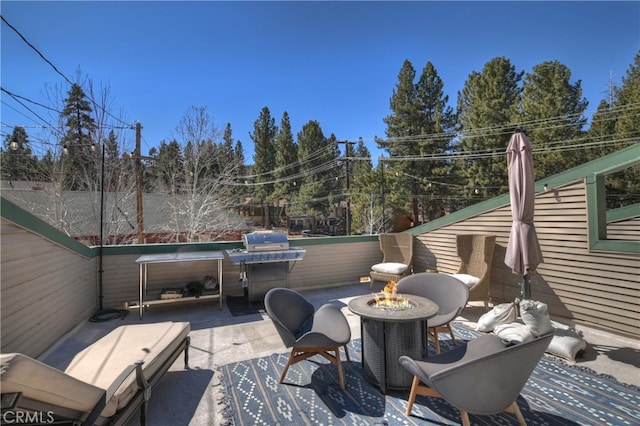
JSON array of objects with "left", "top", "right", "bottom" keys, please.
[
  {"left": 456, "top": 57, "right": 522, "bottom": 201},
  {"left": 1, "top": 126, "right": 36, "bottom": 181},
  {"left": 250, "top": 107, "right": 278, "bottom": 226},
  {"left": 517, "top": 60, "right": 588, "bottom": 179},
  {"left": 272, "top": 112, "right": 298, "bottom": 225},
  {"left": 60, "top": 83, "right": 98, "bottom": 190}
]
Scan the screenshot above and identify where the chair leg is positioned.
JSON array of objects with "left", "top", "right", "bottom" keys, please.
[
  {"left": 428, "top": 327, "right": 441, "bottom": 354},
  {"left": 460, "top": 410, "right": 471, "bottom": 426},
  {"left": 446, "top": 323, "right": 456, "bottom": 345},
  {"left": 343, "top": 344, "right": 350, "bottom": 362},
  {"left": 279, "top": 348, "right": 297, "bottom": 384},
  {"left": 506, "top": 401, "right": 527, "bottom": 426},
  {"left": 334, "top": 348, "right": 345, "bottom": 390},
  {"left": 406, "top": 375, "right": 420, "bottom": 415}
]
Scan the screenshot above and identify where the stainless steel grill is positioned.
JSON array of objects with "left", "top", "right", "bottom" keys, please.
[{"left": 225, "top": 231, "right": 305, "bottom": 302}]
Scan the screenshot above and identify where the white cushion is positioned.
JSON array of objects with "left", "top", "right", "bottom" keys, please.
[
  {"left": 371, "top": 262, "right": 408, "bottom": 275},
  {"left": 520, "top": 300, "right": 554, "bottom": 337},
  {"left": 494, "top": 322, "right": 534, "bottom": 345},
  {"left": 448, "top": 273, "right": 480, "bottom": 288},
  {"left": 476, "top": 302, "right": 517, "bottom": 332},
  {"left": 546, "top": 328, "right": 587, "bottom": 361}
]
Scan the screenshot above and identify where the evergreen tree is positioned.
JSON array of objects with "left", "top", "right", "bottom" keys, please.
[
  {"left": 250, "top": 107, "right": 278, "bottom": 226},
  {"left": 377, "top": 60, "right": 421, "bottom": 225},
  {"left": 456, "top": 57, "right": 522, "bottom": 201},
  {"left": 349, "top": 138, "right": 384, "bottom": 234},
  {"left": 289, "top": 121, "right": 336, "bottom": 226},
  {"left": 272, "top": 112, "right": 298, "bottom": 225},
  {"left": 516, "top": 60, "right": 588, "bottom": 179},
  {"left": 155, "top": 140, "right": 184, "bottom": 194},
  {"left": 608, "top": 51, "right": 640, "bottom": 207},
  {"left": 60, "top": 83, "right": 98, "bottom": 190},
  {"left": 1, "top": 126, "right": 37, "bottom": 182},
  {"left": 414, "top": 61, "right": 456, "bottom": 222}
]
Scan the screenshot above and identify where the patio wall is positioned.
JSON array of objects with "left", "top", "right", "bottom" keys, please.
[
  {"left": 411, "top": 179, "right": 640, "bottom": 337},
  {"left": 98, "top": 238, "right": 382, "bottom": 309},
  {"left": 0, "top": 218, "right": 97, "bottom": 358}
]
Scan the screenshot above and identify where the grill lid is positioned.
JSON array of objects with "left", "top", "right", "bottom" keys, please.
[{"left": 243, "top": 231, "right": 289, "bottom": 252}]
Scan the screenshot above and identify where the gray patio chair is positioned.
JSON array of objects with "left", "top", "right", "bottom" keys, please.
[
  {"left": 369, "top": 233, "right": 414, "bottom": 288},
  {"left": 264, "top": 287, "right": 351, "bottom": 390},
  {"left": 396, "top": 272, "right": 470, "bottom": 354},
  {"left": 399, "top": 332, "right": 553, "bottom": 426}
]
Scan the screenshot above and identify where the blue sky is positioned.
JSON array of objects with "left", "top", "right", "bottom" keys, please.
[{"left": 2, "top": 1, "right": 639, "bottom": 162}]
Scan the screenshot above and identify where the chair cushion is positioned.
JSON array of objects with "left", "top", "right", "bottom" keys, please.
[
  {"left": 371, "top": 262, "right": 408, "bottom": 275},
  {"left": 493, "top": 322, "right": 534, "bottom": 345},
  {"left": 0, "top": 353, "right": 105, "bottom": 414},
  {"left": 475, "top": 302, "right": 517, "bottom": 332},
  {"left": 519, "top": 300, "right": 554, "bottom": 337},
  {"left": 296, "top": 303, "right": 351, "bottom": 348},
  {"left": 64, "top": 321, "right": 190, "bottom": 418},
  {"left": 546, "top": 328, "right": 587, "bottom": 361},
  {"left": 447, "top": 273, "right": 480, "bottom": 288}
]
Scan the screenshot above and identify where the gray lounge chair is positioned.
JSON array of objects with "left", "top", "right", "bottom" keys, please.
[
  {"left": 399, "top": 332, "right": 553, "bottom": 426},
  {"left": 396, "top": 272, "right": 470, "bottom": 354},
  {"left": 264, "top": 287, "right": 351, "bottom": 390}
]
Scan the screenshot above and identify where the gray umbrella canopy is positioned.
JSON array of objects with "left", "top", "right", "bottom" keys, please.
[{"left": 504, "top": 131, "right": 543, "bottom": 299}]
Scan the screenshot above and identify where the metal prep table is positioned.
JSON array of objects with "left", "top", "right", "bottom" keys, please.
[{"left": 134, "top": 250, "right": 224, "bottom": 319}]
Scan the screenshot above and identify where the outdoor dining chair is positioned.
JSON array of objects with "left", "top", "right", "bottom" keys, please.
[
  {"left": 264, "top": 287, "right": 351, "bottom": 390},
  {"left": 399, "top": 332, "right": 553, "bottom": 426},
  {"left": 396, "top": 272, "right": 469, "bottom": 354}
]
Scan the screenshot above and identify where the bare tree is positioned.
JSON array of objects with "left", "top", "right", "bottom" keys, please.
[{"left": 166, "top": 106, "right": 242, "bottom": 242}]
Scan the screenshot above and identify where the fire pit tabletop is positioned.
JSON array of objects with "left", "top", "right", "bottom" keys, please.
[{"left": 348, "top": 294, "right": 438, "bottom": 323}]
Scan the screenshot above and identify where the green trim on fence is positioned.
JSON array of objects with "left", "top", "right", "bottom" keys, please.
[
  {"left": 607, "top": 203, "right": 640, "bottom": 224},
  {"left": 1, "top": 197, "right": 94, "bottom": 257}
]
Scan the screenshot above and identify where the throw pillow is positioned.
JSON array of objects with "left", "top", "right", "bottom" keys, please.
[
  {"left": 447, "top": 273, "right": 480, "bottom": 288},
  {"left": 520, "top": 300, "right": 554, "bottom": 336},
  {"left": 371, "top": 262, "right": 408, "bottom": 275},
  {"left": 476, "top": 302, "right": 517, "bottom": 332},
  {"left": 493, "top": 322, "right": 534, "bottom": 345},
  {"left": 546, "top": 328, "right": 587, "bottom": 361}
]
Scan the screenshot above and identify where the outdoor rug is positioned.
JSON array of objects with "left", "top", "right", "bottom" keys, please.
[
  {"left": 220, "top": 322, "right": 640, "bottom": 425},
  {"left": 226, "top": 295, "right": 266, "bottom": 317}
]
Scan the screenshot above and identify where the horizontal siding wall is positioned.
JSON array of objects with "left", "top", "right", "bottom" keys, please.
[
  {"left": 1, "top": 219, "right": 97, "bottom": 357},
  {"left": 413, "top": 180, "right": 640, "bottom": 338},
  {"left": 100, "top": 239, "right": 382, "bottom": 309}
]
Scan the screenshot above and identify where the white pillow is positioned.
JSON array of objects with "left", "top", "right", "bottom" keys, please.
[
  {"left": 371, "top": 262, "right": 408, "bottom": 275},
  {"left": 546, "top": 328, "right": 587, "bottom": 361},
  {"left": 476, "top": 302, "right": 517, "bottom": 332},
  {"left": 448, "top": 273, "right": 480, "bottom": 288},
  {"left": 520, "top": 300, "right": 554, "bottom": 337},
  {"left": 494, "top": 322, "right": 534, "bottom": 345}
]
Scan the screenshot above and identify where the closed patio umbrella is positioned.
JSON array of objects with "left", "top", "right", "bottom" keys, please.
[{"left": 504, "top": 130, "right": 543, "bottom": 300}]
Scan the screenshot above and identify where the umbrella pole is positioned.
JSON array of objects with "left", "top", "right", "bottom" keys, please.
[{"left": 521, "top": 274, "right": 532, "bottom": 300}]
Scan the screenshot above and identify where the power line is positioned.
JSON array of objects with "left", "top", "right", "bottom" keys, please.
[{"left": 1, "top": 15, "right": 73, "bottom": 86}]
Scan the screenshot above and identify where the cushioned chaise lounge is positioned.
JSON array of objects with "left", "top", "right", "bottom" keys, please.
[{"left": 1, "top": 321, "right": 190, "bottom": 426}]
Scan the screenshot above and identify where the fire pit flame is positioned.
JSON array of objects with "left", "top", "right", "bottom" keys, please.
[{"left": 372, "top": 281, "right": 414, "bottom": 311}]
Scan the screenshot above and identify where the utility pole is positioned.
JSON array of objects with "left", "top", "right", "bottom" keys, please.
[
  {"left": 135, "top": 122, "right": 144, "bottom": 244},
  {"left": 338, "top": 140, "right": 355, "bottom": 235}
]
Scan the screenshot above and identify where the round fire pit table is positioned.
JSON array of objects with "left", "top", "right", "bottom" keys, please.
[{"left": 348, "top": 293, "right": 438, "bottom": 392}]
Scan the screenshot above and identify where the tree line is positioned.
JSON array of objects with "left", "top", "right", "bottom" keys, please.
[{"left": 2, "top": 53, "right": 639, "bottom": 241}]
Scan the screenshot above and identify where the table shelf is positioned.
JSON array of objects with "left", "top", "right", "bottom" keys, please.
[{"left": 134, "top": 250, "right": 224, "bottom": 319}]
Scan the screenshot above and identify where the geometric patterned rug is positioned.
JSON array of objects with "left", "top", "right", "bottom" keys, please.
[{"left": 219, "top": 322, "right": 640, "bottom": 425}]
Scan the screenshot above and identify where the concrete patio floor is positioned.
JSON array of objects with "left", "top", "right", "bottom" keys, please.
[{"left": 41, "top": 283, "right": 640, "bottom": 425}]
